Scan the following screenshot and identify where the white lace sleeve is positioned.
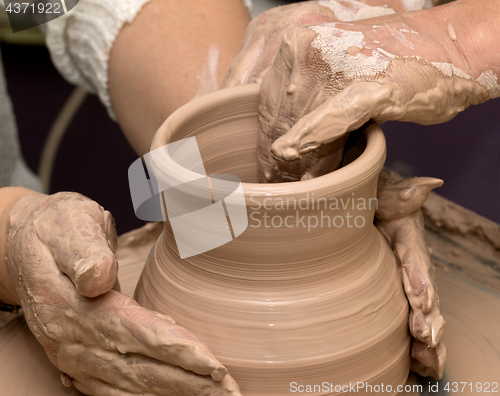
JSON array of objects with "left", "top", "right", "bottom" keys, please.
[{"left": 45, "top": 0, "right": 253, "bottom": 120}]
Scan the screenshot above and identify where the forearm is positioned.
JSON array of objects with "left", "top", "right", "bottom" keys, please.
[
  {"left": 426, "top": 0, "right": 500, "bottom": 79},
  {"left": 0, "top": 187, "right": 38, "bottom": 305},
  {"left": 352, "top": 0, "right": 500, "bottom": 95},
  {"left": 108, "top": 0, "right": 250, "bottom": 155}
]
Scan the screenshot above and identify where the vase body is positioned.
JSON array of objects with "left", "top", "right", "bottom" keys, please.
[{"left": 134, "top": 85, "right": 410, "bottom": 395}]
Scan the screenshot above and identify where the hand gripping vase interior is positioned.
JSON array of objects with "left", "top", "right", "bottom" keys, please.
[{"left": 134, "top": 84, "right": 411, "bottom": 395}]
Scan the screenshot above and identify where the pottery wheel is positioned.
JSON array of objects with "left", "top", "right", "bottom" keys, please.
[{"left": 0, "top": 220, "right": 499, "bottom": 396}]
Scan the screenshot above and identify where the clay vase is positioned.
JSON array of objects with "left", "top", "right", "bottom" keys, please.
[{"left": 134, "top": 84, "right": 411, "bottom": 395}]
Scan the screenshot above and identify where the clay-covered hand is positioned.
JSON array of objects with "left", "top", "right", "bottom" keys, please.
[
  {"left": 4, "top": 192, "right": 240, "bottom": 396},
  {"left": 257, "top": 10, "right": 498, "bottom": 182},
  {"left": 222, "top": 1, "right": 345, "bottom": 88},
  {"left": 375, "top": 170, "right": 446, "bottom": 379},
  {"left": 222, "top": 0, "right": 408, "bottom": 90}
]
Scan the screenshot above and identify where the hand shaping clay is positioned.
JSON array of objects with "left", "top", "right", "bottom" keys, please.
[{"left": 134, "top": 84, "right": 411, "bottom": 395}]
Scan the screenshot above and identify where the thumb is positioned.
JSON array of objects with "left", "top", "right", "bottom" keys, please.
[
  {"left": 270, "top": 81, "right": 395, "bottom": 162},
  {"left": 44, "top": 197, "right": 119, "bottom": 298}
]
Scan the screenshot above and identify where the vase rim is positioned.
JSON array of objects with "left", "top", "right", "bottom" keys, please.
[{"left": 150, "top": 84, "right": 386, "bottom": 197}]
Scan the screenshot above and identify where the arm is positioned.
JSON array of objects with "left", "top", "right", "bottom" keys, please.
[
  {"left": 108, "top": 0, "right": 251, "bottom": 155},
  {"left": 45, "top": 0, "right": 250, "bottom": 156}
]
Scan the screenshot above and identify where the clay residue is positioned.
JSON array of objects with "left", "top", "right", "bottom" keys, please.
[
  {"left": 423, "top": 192, "right": 500, "bottom": 293},
  {"left": 346, "top": 45, "right": 362, "bottom": 56},
  {"left": 192, "top": 44, "right": 220, "bottom": 99},
  {"left": 401, "top": 0, "right": 436, "bottom": 11},
  {"left": 423, "top": 191, "right": 500, "bottom": 250},
  {"left": 447, "top": 23, "right": 457, "bottom": 41},
  {"left": 318, "top": 0, "right": 395, "bottom": 21}
]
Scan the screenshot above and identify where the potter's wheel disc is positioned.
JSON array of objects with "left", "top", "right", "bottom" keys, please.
[{"left": 0, "top": 227, "right": 499, "bottom": 396}]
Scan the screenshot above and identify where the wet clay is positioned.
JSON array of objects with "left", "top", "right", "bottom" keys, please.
[
  {"left": 446, "top": 23, "right": 456, "bottom": 41},
  {"left": 134, "top": 85, "right": 411, "bottom": 395}
]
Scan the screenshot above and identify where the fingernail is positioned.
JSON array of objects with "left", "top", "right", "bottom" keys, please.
[
  {"left": 75, "top": 262, "right": 96, "bottom": 290},
  {"left": 75, "top": 258, "right": 116, "bottom": 298},
  {"left": 211, "top": 364, "right": 228, "bottom": 382},
  {"left": 271, "top": 146, "right": 299, "bottom": 162},
  {"left": 60, "top": 373, "right": 73, "bottom": 387}
]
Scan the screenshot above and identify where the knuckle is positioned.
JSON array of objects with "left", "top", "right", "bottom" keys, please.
[{"left": 286, "top": 25, "right": 313, "bottom": 43}]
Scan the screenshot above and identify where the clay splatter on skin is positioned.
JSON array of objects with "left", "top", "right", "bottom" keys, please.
[
  {"left": 310, "top": 25, "right": 390, "bottom": 78},
  {"left": 193, "top": 44, "right": 220, "bottom": 99},
  {"left": 318, "top": 0, "right": 395, "bottom": 21},
  {"left": 401, "top": 0, "right": 436, "bottom": 11},
  {"left": 477, "top": 70, "right": 500, "bottom": 98},
  {"left": 447, "top": 22, "right": 457, "bottom": 41}
]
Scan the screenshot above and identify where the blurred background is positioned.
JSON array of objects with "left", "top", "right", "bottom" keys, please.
[{"left": 1, "top": 0, "right": 499, "bottom": 234}]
